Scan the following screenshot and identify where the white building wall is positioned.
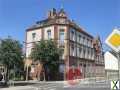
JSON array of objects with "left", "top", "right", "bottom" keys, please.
[
  {"left": 26, "top": 26, "right": 68, "bottom": 58},
  {"left": 104, "top": 51, "right": 118, "bottom": 70},
  {"left": 26, "top": 26, "right": 55, "bottom": 57},
  {"left": 26, "top": 29, "right": 42, "bottom": 58},
  {"left": 26, "top": 29, "right": 42, "bottom": 43}
]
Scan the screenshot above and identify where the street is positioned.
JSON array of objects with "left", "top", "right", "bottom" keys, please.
[{"left": 0, "top": 80, "right": 111, "bottom": 90}]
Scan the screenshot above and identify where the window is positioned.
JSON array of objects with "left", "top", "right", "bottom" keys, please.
[
  {"left": 70, "top": 45, "right": 75, "bottom": 56},
  {"left": 80, "top": 47, "right": 83, "bottom": 58},
  {"left": 83, "top": 37, "right": 85, "bottom": 45},
  {"left": 83, "top": 49, "right": 86, "bottom": 58},
  {"left": 91, "top": 49, "right": 95, "bottom": 60},
  {"left": 71, "top": 31, "right": 74, "bottom": 41},
  {"left": 84, "top": 37, "right": 87, "bottom": 45},
  {"left": 87, "top": 49, "right": 90, "bottom": 59},
  {"left": 59, "top": 29, "right": 64, "bottom": 41},
  {"left": 60, "top": 48, "right": 64, "bottom": 59},
  {"left": 91, "top": 50, "right": 93, "bottom": 60},
  {"left": 72, "top": 46, "right": 75, "bottom": 56},
  {"left": 59, "top": 64, "right": 65, "bottom": 73},
  {"left": 90, "top": 40, "right": 93, "bottom": 48},
  {"left": 87, "top": 39, "right": 89, "bottom": 46},
  {"left": 81, "top": 36, "right": 83, "bottom": 44},
  {"left": 79, "top": 48, "right": 81, "bottom": 57},
  {"left": 79, "top": 35, "right": 81, "bottom": 43},
  {"left": 32, "top": 33, "right": 36, "bottom": 40},
  {"left": 77, "top": 47, "right": 80, "bottom": 57},
  {"left": 47, "top": 30, "right": 51, "bottom": 39}
]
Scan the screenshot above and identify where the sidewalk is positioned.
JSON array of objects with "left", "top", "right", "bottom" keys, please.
[
  {"left": 0, "top": 86, "right": 34, "bottom": 90},
  {"left": 0, "top": 77, "right": 107, "bottom": 90}
]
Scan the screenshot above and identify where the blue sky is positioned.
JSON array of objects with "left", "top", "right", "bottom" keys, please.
[{"left": 0, "top": 0, "right": 120, "bottom": 49}]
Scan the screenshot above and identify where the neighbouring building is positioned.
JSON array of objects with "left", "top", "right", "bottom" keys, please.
[
  {"left": 25, "top": 8, "right": 105, "bottom": 80},
  {"left": 104, "top": 51, "right": 119, "bottom": 80}
]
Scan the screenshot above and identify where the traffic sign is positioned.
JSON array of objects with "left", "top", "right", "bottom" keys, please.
[{"left": 105, "top": 28, "right": 120, "bottom": 52}]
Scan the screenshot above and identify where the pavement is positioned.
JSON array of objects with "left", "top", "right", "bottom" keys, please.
[{"left": 0, "top": 80, "right": 111, "bottom": 90}]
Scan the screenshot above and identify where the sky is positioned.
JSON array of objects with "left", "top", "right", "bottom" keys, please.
[{"left": 0, "top": 0, "right": 120, "bottom": 50}]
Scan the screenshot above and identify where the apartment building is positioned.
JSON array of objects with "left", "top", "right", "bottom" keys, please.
[{"left": 25, "top": 8, "right": 105, "bottom": 80}]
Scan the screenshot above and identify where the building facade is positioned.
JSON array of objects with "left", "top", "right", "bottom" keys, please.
[
  {"left": 25, "top": 8, "right": 105, "bottom": 80},
  {"left": 104, "top": 51, "right": 119, "bottom": 80}
]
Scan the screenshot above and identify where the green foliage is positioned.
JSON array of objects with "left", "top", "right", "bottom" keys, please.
[
  {"left": 30, "top": 40, "right": 61, "bottom": 80},
  {"left": 30, "top": 40, "right": 61, "bottom": 64},
  {"left": 0, "top": 37, "right": 24, "bottom": 80}
]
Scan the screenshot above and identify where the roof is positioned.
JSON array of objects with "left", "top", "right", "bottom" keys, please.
[{"left": 26, "top": 8, "right": 93, "bottom": 38}]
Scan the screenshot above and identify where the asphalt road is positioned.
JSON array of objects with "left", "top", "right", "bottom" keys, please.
[
  {"left": 29, "top": 81, "right": 111, "bottom": 90},
  {"left": 0, "top": 81, "right": 111, "bottom": 90}
]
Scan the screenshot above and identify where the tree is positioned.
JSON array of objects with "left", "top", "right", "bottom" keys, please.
[
  {"left": 0, "top": 37, "right": 23, "bottom": 81},
  {"left": 30, "top": 40, "right": 61, "bottom": 81}
]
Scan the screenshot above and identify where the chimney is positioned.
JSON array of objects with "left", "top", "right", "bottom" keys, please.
[
  {"left": 47, "top": 8, "right": 57, "bottom": 18},
  {"left": 48, "top": 10, "right": 52, "bottom": 18}
]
